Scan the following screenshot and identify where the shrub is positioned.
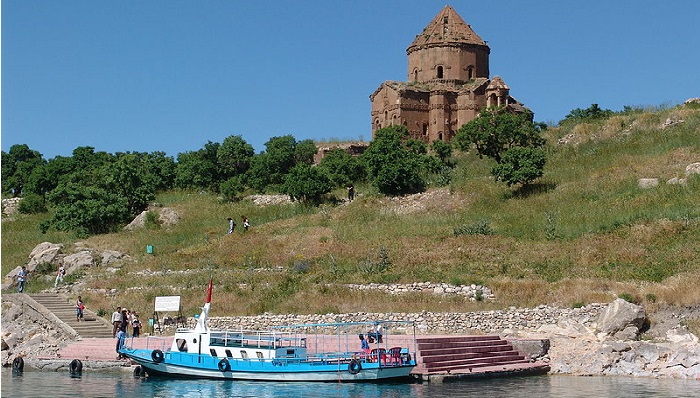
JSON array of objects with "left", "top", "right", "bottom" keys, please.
[
  {"left": 17, "top": 193, "right": 47, "bottom": 214},
  {"left": 145, "top": 211, "right": 162, "bottom": 229},
  {"left": 618, "top": 292, "right": 639, "bottom": 304},
  {"left": 454, "top": 220, "right": 494, "bottom": 236}
]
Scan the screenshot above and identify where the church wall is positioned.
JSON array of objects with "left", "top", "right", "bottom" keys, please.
[{"left": 408, "top": 45, "right": 489, "bottom": 82}]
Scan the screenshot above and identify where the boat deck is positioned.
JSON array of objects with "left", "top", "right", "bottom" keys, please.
[{"left": 45, "top": 334, "right": 550, "bottom": 382}]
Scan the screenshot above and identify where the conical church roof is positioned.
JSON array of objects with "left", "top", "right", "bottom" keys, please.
[{"left": 407, "top": 5, "right": 488, "bottom": 53}]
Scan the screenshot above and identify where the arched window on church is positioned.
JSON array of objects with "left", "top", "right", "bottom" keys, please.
[
  {"left": 413, "top": 68, "right": 419, "bottom": 82},
  {"left": 392, "top": 114, "right": 398, "bottom": 126},
  {"left": 437, "top": 66, "right": 444, "bottom": 79},
  {"left": 422, "top": 123, "right": 428, "bottom": 136},
  {"left": 467, "top": 66, "right": 474, "bottom": 80},
  {"left": 487, "top": 93, "right": 498, "bottom": 108},
  {"left": 438, "top": 131, "right": 443, "bottom": 141}
]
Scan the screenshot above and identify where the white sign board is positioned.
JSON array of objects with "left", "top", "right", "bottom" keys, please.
[{"left": 154, "top": 296, "right": 181, "bottom": 312}]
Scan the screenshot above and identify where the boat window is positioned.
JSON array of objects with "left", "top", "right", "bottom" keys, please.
[
  {"left": 256, "top": 352, "right": 264, "bottom": 360},
  {"left": 286, "top": 349, "right": 295, "bottom": 356},
  {"left": 210, "top": 349, "right": 217, "bottom": 357},
  {"left": 225, "top": 350, "right": 233, "bottom": 358},
  {"left": 176, "top": 339, "right": 188, "bottom": 352},
  {"left": 240, "top": 350, "right": 249, "bottom": 359}
]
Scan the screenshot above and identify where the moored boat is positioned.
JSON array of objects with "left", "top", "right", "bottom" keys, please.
[{"left": 119, "top": 280, "right": 417, "bottom": 381}]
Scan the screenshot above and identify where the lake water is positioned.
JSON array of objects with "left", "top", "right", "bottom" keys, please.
[{"left": 3, "top": 368, "right": 700, "bottom": 397}]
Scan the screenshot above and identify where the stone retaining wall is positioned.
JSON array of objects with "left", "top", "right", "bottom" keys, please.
[{"left": 205, "top": 303, "right": 605, "bottom": 335}]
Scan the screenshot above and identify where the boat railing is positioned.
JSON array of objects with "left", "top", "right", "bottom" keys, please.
[
  {"left": 123, "top": 335, "right": 170, "bottom": 352},
  {"left": 208, "top": 329, "right": 306, "bottom": 349}
]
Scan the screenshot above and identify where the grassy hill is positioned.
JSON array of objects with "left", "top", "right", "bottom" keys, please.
[{"left": 3, "top": 103, "right": 699, "bottom": 321}]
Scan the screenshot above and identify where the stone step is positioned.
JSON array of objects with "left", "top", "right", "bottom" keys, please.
[
  {"left": 417, "top": 339, "right": 509, "bottom": 350},
  {"left": 419, "top": 343, "right": 514, "bottom": 357},
  {"left": 423, "top": 360, "right": 547, "bottom": 375},
  {"left": 422, "top": 349, "right": 523, "bottom": 364},
  {"left": 28, "top": 293, "right": 113, "bottom": 339},
  {"left": 424, "top": 357, "right": 530, "bottom": 373},
  {"left": 416, "top": 335, "right": 502, "bottom": 344}
]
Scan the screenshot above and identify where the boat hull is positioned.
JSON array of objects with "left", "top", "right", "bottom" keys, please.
[{"left": 123, "top": 349, "right": 414, "bottom": 382}]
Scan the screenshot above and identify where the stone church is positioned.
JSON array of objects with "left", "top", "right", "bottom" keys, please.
[{"left": 370, "top": 5, "right": 526, "bottom": 143}]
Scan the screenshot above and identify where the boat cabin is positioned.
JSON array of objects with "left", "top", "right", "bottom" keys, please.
[{"left": 171, "top": 329, "right": 307, "bottom": 360}]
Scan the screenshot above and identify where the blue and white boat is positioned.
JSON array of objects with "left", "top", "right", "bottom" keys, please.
[{"left": 119, "top": 280, "right": 417, "bottom": 381}]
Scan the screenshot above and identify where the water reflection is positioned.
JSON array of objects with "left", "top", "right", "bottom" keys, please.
[{"left": 3, "top": 368, "right": 700, "bottom": 398}]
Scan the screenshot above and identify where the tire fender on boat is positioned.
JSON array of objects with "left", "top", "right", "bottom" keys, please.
[
  {"left": 218, "top": 358, "right": 231, "bottom": 372},
  {"left": 151, "top": 349, "right": 164, "bottom": 363},
  {"left": 69, "top": 359, "right": 83, "bottom": 373},
  {"left": 348, "top": 359, "right": 362, "bottom": 375},
  {"left": 133, "top": 365, "right": 146, "bottom": 378},
  {"left": 12, "top": 357, "right": 24, "bottom": 372}
]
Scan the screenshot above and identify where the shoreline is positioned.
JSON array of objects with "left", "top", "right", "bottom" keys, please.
[{"left": 3, "top": 296, "right": 699, "bottom": 379}]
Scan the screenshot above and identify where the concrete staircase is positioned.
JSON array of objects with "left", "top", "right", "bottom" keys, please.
[
  {"left": 28, "top": 293, "right": 113, "bottom": 338},
  {"left": 415, "top": 335, "right": 536, "bottom": 374}
]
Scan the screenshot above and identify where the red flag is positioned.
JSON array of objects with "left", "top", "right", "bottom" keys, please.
[{"left": 206, "top": 278, "right": 213, "bottom": 304}]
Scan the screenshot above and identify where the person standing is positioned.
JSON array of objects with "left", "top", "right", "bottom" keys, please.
[
  {"left": 54, "top": 265, "right": 66, "bottom": 287},
  {"left": 120, "top": 309, "right": 129, "bottom": 332},
  {"left": 76, "top": 296, "right": 85, "bottom": 322},
  {"left": 111, "top": 307, "right": 122, "bottom": 338},
  {"left": 242, "top": 216, "right": 250, "bottom": 231},
  {"left": 116, "top": 328, "right": 126, "bottom": 359},
  {"left": 131, "top": 313, "right": 141, "bottom": 337},
  {"left": 227, "top": 217, "right": 236, "bottom": 234},
  {"left": 359, "top": 334, "right": 370, "bottom": 354},
  {"left": 17, "top": 266, "right": 28, "bottom": 293},
  {"left": 347, "top": 184, "right": 355, "bottom": 201}
]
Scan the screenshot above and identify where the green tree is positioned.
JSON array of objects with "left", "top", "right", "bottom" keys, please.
[
  {"left": 281, "top": 164, "right": 333, "bottom": 204},
  {"left": 454, "top": 108, "right": 545, "bottom": 163},
  {"left": 454, "top": 108, "right": 547, "bottom": 186},
  {"left": 560, "top": 103, "right": 613, "bottom": 125},
  {"left": 217, "top": 135, "right": 255, "bottom": 178},
  {"left": 220, "top": 175, "right": 246, "bottom": 202},
  {"left": 175, "top": 141, "right": 220, "bottom": 191},
  {"left": 491, "top": 146, "right": 546, "bottom": 186},
  {"left": 294, "top": 139, "right": 318, "bottom": 165},
  {"left": 317, "top": 148, "right": 365, "bottom": 187},
  {"left": 142, "top": 151, "right": 176, "bottom": 191},
  {"left": 431, "top": 140, "right": 453, "bottom": 163},
  {"left": 245, "top": 135, "right": 312, "bottom": 192},
  {"left": 362, "top": 126, "right": 425, "bottom": 196},
  {"left": 41, "top": 181, "right": 131, "bottom": 236},
  {"left": 105, "top": 153, "right": 156, "bottom": 215},
  {"left": 1, "top": 144, "right": 46, "bottom": 196}
]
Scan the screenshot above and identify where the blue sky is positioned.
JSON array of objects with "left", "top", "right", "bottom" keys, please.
[{"left": 3, "top": 0, "right": 699, "bottom": 159}]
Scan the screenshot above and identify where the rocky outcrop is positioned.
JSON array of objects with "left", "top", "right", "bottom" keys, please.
[
  {"left": 63, "top": 251, "right": 96, "bottom": 273},
  {"left": 3, "top": 242, "right": 131, "bottom": 290},
  {"left": 638, "top": 178, "right": 659, "bottom": 189},
  {"left": 596, "top": 298, "right": 647, "bottom": 340},
  {"left": 245, "top": 194, "right": 292, "bottom": 206},
  {"left": 686, "top": 162, "right": 700, "bottom": 176},
  {"left": 1, "top": 294, "right": 77, "bottom": 367},
  {"left": 28, "top": 242, "right": 64, "bottom": 269},
  {"left": 158, "top": 207, "right": 180, "bottom": 226},
  {"left": 124, "top": 207, "right": 180, "bottom": 230},
  {"left": 101, "top": 250, "right": 127, "bottom": 267}
]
